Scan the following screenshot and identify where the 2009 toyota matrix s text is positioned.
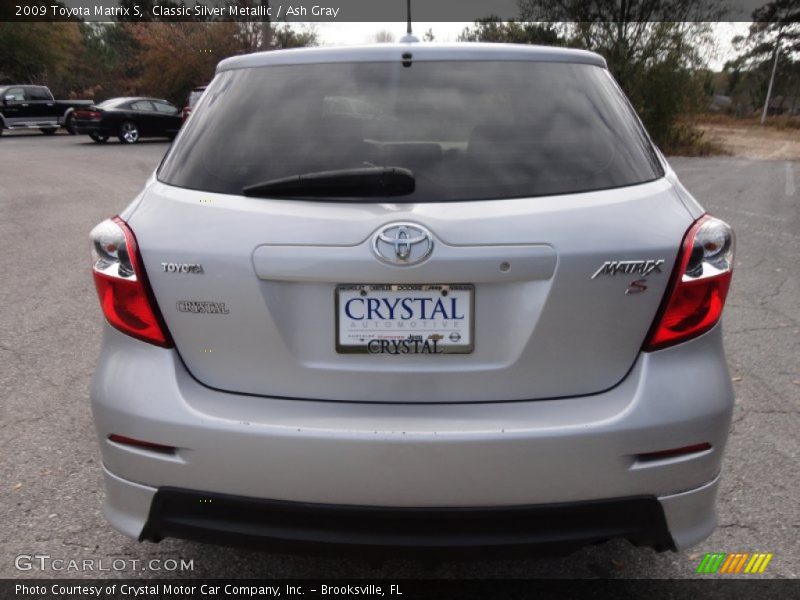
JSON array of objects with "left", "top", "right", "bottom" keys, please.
[{"left": 89, "top": 42, "right": 735, "bottom": 555}]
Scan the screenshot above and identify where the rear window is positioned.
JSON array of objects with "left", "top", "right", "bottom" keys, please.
[
  {"left": 130, "top": 100, "right": 155, "bottom": 112},
  {"left": 158, "top": 60, "right": 662, "bottom": 201},
  {"left": 97, "top": 98, "right": 128, "bottom": 109}
]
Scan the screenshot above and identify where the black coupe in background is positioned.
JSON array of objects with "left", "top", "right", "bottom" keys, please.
[{"left": 72, "top": 97, "right": 182, "bottom": 143}]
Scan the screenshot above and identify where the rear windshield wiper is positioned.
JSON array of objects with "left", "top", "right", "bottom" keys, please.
[{"left": 242, "top": 167, "right": 415, "bottom": 198}]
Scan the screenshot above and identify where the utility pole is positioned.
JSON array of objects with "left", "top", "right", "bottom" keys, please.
[{"left": 760, "top": 32, "right": 782, "bottom": 125}]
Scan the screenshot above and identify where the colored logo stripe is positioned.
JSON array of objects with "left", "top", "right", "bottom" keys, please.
[
  {"left": 719, "top": 553, "right": 749, "bottom": 573},
  {"left": 745, "top": 553, "right": 773, "bottom": 574},
  {"left": 697, "top": 553, "right": 726, "bottom": 573},
  {"left": 697, "top": 553, "right": 773, "bottom": 574}
]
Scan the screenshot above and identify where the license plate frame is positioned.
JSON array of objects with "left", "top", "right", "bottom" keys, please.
[{"left": 335, "top": 283, "right": 475, "bottom": 354}]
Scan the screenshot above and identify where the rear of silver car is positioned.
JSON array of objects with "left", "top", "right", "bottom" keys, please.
[{"left": 89, "top": 44, "right": 734, "bottom": 554}]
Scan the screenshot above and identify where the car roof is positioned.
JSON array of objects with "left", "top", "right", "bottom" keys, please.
[{"left": 217, "top": 42, "right": 607, "bottom": 74}]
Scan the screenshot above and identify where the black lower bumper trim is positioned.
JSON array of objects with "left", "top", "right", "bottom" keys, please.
[
  {"left": 140, "top": 487, "right": 675, "bottom": 556},
  {"left": 73, "top": 126, "right": 109, "bottom": 134}
]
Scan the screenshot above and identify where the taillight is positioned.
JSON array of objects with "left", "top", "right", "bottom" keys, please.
[
  {"left": 644, "top": 215, "right": 734, "bottom": 351},
  {"left": 182, "top": 106, "right": 191, "bottom": 121},
  {"left": 76, "top": 110, "right": 101, "bottom": 121},
  {"left": 90, "top": 217, "right": 172, "bottom": 347}
]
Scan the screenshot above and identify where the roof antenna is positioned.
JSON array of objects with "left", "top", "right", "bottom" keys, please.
[{"left": 400, "top": 0, "right": 419, "bottom": 43}]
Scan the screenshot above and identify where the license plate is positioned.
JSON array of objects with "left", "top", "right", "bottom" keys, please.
[{"left": 336, "top": 284, "right": 474, "bottom": 354}]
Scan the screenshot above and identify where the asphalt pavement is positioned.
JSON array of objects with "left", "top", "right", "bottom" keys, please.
[{"left": 0, "top": 131, "right": 797, "bottom": 580}]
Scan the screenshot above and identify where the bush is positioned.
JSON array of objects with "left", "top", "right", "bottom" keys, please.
[{"left": 660, "top": 120, "right": 729, "bottom": 156}]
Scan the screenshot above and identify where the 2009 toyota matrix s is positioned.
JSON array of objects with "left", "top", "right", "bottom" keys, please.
[{"left": 89, "top": 42, "right": 735, "bottom": 554}]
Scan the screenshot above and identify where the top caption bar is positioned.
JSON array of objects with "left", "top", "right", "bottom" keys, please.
[{"left": 3, "top": 0, "right": 768, "bottom": 22}]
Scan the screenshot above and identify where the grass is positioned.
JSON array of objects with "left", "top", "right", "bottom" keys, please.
[{"left": 697, "top": 113, "right": 800, "bottom": 130}]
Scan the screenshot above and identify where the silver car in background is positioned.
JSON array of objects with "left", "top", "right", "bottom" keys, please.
[{"left": 89, "top": 43, "right": 735, "bottom": 554}]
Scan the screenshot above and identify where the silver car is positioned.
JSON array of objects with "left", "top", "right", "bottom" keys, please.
[{"left": 89, "top": 43, "right": 735, "bottom": 554}]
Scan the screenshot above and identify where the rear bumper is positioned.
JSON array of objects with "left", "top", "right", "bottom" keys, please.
[
  {"left": 104, "top": 467, "right": 719, "bottom": 554},
  {"left": 73, "top": 123, "right": 110, "bottom": 135},
  {"left": 92, "top": 323, "right": 733, "bottom": 551},
  {"left": 141, "top": 485, "right": 675, "bottom": 555}
]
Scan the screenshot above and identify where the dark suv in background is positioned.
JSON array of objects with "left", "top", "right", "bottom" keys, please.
[{"left": 0, "top": 85, "right": 93, "bottom": 135}]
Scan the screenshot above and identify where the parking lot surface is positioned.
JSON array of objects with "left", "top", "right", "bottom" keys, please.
[{"left": 0, "top": 132, "right": 797, "bottom": 579}]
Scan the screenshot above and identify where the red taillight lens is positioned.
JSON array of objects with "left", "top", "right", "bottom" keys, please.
[
  {"left": 76, "top": 110, "right": 101, "bottom": 120},
  {"left": 182, "top": 106, "right": 191, "bottom": 121},
  {"left": 90, "top": 217, "right": 172, "bottom": 347},
  {"left": 644, "top": 215, "right": 734, "bottom": 351}
]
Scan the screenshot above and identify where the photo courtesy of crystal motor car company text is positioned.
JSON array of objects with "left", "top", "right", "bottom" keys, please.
[{"left": 83, "top": 28, "right": 737, "bottom": 558}]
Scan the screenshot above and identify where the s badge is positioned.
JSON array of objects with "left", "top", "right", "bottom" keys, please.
[{"left": 625, "top": 279, "right": 648, "bottom": 295}]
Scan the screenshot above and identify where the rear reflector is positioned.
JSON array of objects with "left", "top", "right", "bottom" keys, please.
[
  {"left": 637, "top": 443, "right": 712, "bottom": 462},
  {"left": 644, "top": 215, "right": 734, "bottom": 351},
  {"left": 108, "top": 434, "right": 176, "bottom": 454},
  {"left": 90, "top": 217, "right": 172, "bottom": 347}
]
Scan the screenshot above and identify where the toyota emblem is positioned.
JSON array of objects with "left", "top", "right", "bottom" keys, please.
[{"left": 372, "top": 223, "right": 434, "bottom": 266}]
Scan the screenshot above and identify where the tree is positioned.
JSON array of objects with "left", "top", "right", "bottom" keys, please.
[
  {"left": 0, "top": 3, "right": 316, "bottom": 103},
  {"left": 131, "top": 21, "right": 316, "bottom": 104},
  {"left": 739, "top": 0, "right": 800, "bottom": 63},
  {"left": 372, "top": 30, "right": 396, "bottom": 44},
  {"left": 728, "top": 0, "right": 800, "bottom": 119},
  {"left": 271, "top": 23, "right": 317, "bottom": 49},
  {"left": 130, "top": 23, "right": 238, "bottom": 103},
  {"left": 229, "top": 1, "right": 316, "bottom": 52},
  {"left": 55, "top": 23, "right": 119, "bottom": 98},
  {"left": 459, "top": 17, "right": 563, "bottom": 46},
  {"left": 0, "top": 23, "right": 83, "bottom": 86},
  {"left": 513, "top": 0, "right": 725, "bottom": 149}
]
